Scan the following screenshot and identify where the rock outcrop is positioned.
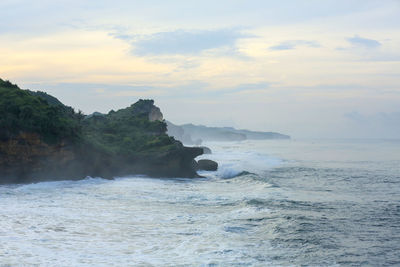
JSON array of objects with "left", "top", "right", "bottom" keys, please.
[
  {"left": 148, "top": 105, "right": 163, "bottom": 122},
  {"left": 0, "top": 79, "right": 204, "bottom": 184},
  {"left": 0, "top": 133, "right": 75, "bottom": 184},
  {"left": 0, "top": 134, "right": 204, "bottom": 184},
  {"left": 196, "top": 159, "right": 218, "bottom": 171}
]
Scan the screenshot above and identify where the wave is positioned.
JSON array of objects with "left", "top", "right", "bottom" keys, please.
[
  {"left": 217, "top": 169, "right": 256, "bottom": 179},
  {"left": 197, "top": 145, "right": 283, "bottom": 179},
  {"left": 217, "top": 167, "right": 252, "bottom": 179}
]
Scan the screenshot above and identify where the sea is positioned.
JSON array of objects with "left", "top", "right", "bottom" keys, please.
[{"left": 0, "top": 139, "right": 399, "bottom": 266}]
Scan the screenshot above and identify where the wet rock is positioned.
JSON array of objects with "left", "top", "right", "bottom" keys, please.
[{"left": 197, "top": 159, "right": 218, "bottom": 171}]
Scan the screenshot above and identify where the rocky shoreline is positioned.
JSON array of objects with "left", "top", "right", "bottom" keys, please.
[
  {"left": 0, "top": 133, "right": 206, "bottom": 184},
  {"left": 0, "top": 79, "right": 216, "bottom": 184}
]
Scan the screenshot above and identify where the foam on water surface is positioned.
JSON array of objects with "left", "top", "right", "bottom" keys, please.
[
  {"left": 197, "top": 142, "right": 283, "bottom": 179},
  {"left": 1, "top": 139, "right": 400, "bottom": 266}
]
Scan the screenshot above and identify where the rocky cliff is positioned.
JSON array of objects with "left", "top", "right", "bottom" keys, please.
[{"left": 0, "top": 79, "right": 203, "bottom": 184}]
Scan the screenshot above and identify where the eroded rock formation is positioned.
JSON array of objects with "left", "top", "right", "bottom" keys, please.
[{"left": 0, "top": 79, "right": 204, "bottom": 184}]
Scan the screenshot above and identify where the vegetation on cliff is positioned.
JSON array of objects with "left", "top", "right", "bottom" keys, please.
[
  {"left": 83, "top": 100, "right": 177, "bottom": 158},
  {"left": 0, "top": 79, "right": 202, "bottom": 183},
  {"left": 0, "top": 79, "right": 82, "bottom": 143},
  {"left": 0, "top": 79, "right": 176, "bottom": 152}
]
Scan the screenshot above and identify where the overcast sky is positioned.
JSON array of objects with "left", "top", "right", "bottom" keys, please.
[{"left": 1, "top": 0, "right": 399, "bottom": 138}]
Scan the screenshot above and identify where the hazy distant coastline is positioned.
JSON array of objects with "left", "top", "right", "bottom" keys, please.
[{"left": 167, "top": 121, "right": 290, "bottom": 145}]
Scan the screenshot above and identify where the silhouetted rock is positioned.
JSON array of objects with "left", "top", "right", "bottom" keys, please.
[{"left": 197, "top": 159, "right": 218, "bottom": 171}]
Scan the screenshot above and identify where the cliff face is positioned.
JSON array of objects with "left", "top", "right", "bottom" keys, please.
[
  {"left": 148, "top": 106, "right": 163, "bottom": 121},
  {"left": 0, "top": 80, "right": 203, "bottom": 184},
  {"left": 0, "top": 123, "right": 203, "bottom": 185},
  {"left": 0, "top": 133, "right": 76, "bottom": 183}
]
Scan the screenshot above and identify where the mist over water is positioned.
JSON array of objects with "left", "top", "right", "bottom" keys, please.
[{"left": 1, "top": 139, "right": 399, "bottom": 266}]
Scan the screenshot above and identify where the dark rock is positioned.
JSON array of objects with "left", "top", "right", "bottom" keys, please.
[
  {"left": 197, "top": 159, "right": 218, "bottom": 171},
  {"left": 127, "top": 145, "right": 203, "bottom": 178},
  {"left": 0, "top": 134, "right": 205, "bottom": 184}
]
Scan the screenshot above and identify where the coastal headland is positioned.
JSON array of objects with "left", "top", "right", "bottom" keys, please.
[{"left": 0, "top": 79, "right": 204, "bottom": 184}]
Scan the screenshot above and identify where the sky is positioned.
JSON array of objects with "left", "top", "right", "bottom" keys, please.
[{"left": 1, "top": 0, "right": 400, "bottom": 138}]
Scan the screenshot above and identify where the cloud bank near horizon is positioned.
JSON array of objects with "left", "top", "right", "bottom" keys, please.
[{"left": 1, "top": 0, "right": 400, "bottom": 138}]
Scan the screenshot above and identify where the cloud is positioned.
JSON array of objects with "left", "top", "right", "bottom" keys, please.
[
  {"left": 346, "top": 35, "right": 381, "bottom": 48},
  {"left": 225, "top": 82, "right": 270, "bottom": 93},
  {"left": 109, "top": 33, "right": 133, "bottom": 41},
  {"left": 337, "top": 35, "right": 397, "bottom": 61},
  {"left": 111, "top": 29, "right": 250, "bottom": 56},
  {"left": 269, "top": 40, "right": 320, "bottom": 51},
  {"left": 174, "top": 82, "right": 271, "bottom": 98}
]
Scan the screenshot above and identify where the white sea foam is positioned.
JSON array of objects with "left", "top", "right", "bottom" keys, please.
[
  {"left": 196, "top": 141, "right": 283, "bottom": 178},
  {"left": 0, "top": 141, "right": 283, "bottom": 266},
  {"left": 2, "top": 139, "right": 398, "bottom": 265},
  {"left": 0, "top": 172, "right": 275, "bottom": 266}
]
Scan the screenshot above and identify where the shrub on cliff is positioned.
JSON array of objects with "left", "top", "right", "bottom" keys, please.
[
  {"left": 0, "top": 78, "right": 178, "bottom": 157},
  {"left": 0, "top": 79, "right": 202, "bottom": 181},
  {"left": 83, "top": 101, "right": 176, "bottom": 158},
  {"left": 0, "top": 79, "right": 81, "bottom": 142}
]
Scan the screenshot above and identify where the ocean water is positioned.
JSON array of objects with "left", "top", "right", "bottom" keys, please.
[{"left": 0, "top": 139, "right": 399, "bottom": 266}]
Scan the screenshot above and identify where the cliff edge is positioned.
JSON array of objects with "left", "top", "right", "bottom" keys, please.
[{"left": 0, "top": 79, "right": 203, "bottom": 184}]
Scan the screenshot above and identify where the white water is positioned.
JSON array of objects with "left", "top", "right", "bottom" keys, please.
[
  {"left": 0, "top": 141, "right": 279, "bottom": 266},
  {"left": 197, "top": 142, "right": 283, "bottom": 179},
  {"left": 1, "top": 139, "right": 400, "bottom": 266}
]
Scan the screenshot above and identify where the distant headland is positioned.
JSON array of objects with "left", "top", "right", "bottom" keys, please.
[{"left": 166, "top": 121, "right": 290, "bottom": 145}]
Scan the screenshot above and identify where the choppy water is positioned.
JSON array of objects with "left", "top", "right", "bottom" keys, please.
[{"left": 1, "top": 139, "right": 399, "bottom": 266}]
